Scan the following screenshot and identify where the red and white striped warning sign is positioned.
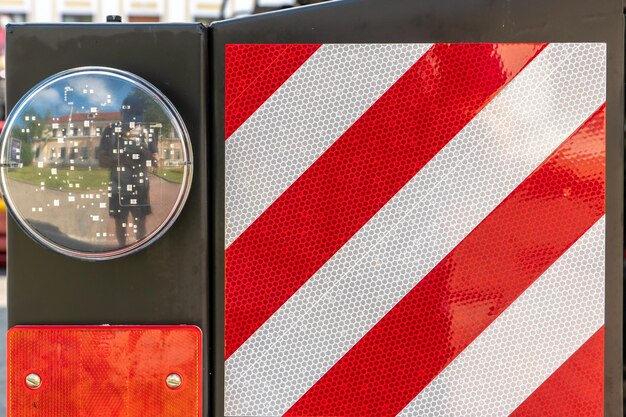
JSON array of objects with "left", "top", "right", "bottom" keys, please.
[{"left": 224, "top": 43, "right": 606, "bottom": 416}]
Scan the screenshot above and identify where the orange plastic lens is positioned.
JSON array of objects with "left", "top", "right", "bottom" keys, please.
[{"left": 8, "top": 326, "right": 202, "bottom": 417}]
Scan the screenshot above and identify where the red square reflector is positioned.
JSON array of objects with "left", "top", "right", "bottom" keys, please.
[{"left": 8, "top": 326, "right": 202, "bottom": 417}]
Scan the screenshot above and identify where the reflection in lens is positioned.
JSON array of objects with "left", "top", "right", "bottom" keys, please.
[{"left": 0, "top": 68, "right": 192, "bottom": 260}]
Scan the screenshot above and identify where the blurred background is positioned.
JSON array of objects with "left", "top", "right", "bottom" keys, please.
[{"left": 0, "top": 0, "right": 329, "bottom": 25}]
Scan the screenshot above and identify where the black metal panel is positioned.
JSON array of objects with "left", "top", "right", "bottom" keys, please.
[
  {"left": 6, "top": 23, "right": 210, "bottom": 417},
  {"left": 210, "top": 0, "right": 624, "bottom": 415}
]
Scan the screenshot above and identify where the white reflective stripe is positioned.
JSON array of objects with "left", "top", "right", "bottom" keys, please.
[
  {"left": 225, "top": 43, "right": 433, "bottom": 247},
  {"left": 399, "top": 217, "right": 605, "bottom": 417},
  {"left": 225, "top": 43, "right": 606, "bottom": 417}
]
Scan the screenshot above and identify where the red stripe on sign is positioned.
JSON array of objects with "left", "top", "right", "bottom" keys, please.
[
  {"left": 225, "top": 44, "right": 321, "bottom": 138},
  {"left": 509, "top": 327, "right": 604, "bottom": 417},
  {"left": 225, "top": 43, "right": 547, "bottom": 359},
  {"left": 286, "top": 104, "right": 606, "bottom": 417}
]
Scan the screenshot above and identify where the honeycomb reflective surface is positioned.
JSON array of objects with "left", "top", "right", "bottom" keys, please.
[
  {"left": 224, "top": 42, "right": 606, "bottom": 417},
  {"left": 0, "top": 68, "right": 192, "bottom": 259},
  {"left": 8, "top": 326, "right": 202, "bottom": 417}
]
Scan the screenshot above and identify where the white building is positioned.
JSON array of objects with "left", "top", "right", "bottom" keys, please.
[{"left": 0, "top": 0, "right": 300, "bottom": 24}]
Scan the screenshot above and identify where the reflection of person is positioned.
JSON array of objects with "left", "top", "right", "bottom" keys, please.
[{"left": 98, "top": 95, "right": 158, "bottom": 246}]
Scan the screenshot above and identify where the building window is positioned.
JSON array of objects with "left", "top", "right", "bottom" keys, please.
[
  {"left": 62, "top": 14, "right": 93, "bottom": 23},
  {"left": 82, "top": 126, "right": 89, "bottom": 136},
  {"left": 128, "top": 15, "right": 160, "bottom": 22},
  {"left": 0, "top": 13, "right": 26, "bottom": 23},
  {"left": 60, "top": 147, "right": 66, "bottom": 159},
  {"left": 81, "top": 146, "right": 88, "bottom": 160}
]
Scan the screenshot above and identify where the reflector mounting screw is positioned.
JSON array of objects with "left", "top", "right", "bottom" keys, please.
[
  {"left": 25, "top": 373, "right": 42, "bottom": 389},
  {"left": 166, "top": 373, "right": 182, "bottom": 389}
]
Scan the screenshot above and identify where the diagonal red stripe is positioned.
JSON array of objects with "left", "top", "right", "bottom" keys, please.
[
  {"left": 225, "top": 43, "right": 321, "bottom": 139},
  {"left": 285, "top": 104, "right": 606, "bottom": 417},
  {"left": 224, "top": 43, "right": 547, "bottom": 359},
  {"left": 509, "top": 327, "right": 604, "bottom": 417}
]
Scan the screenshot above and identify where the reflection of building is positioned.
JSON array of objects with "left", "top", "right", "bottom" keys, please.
[
  {"left": 34, "top": 112, "right": 118, "bottom": 167},
  {"left": 33, "top": 111, "right": 184, "bottom": 168}
]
